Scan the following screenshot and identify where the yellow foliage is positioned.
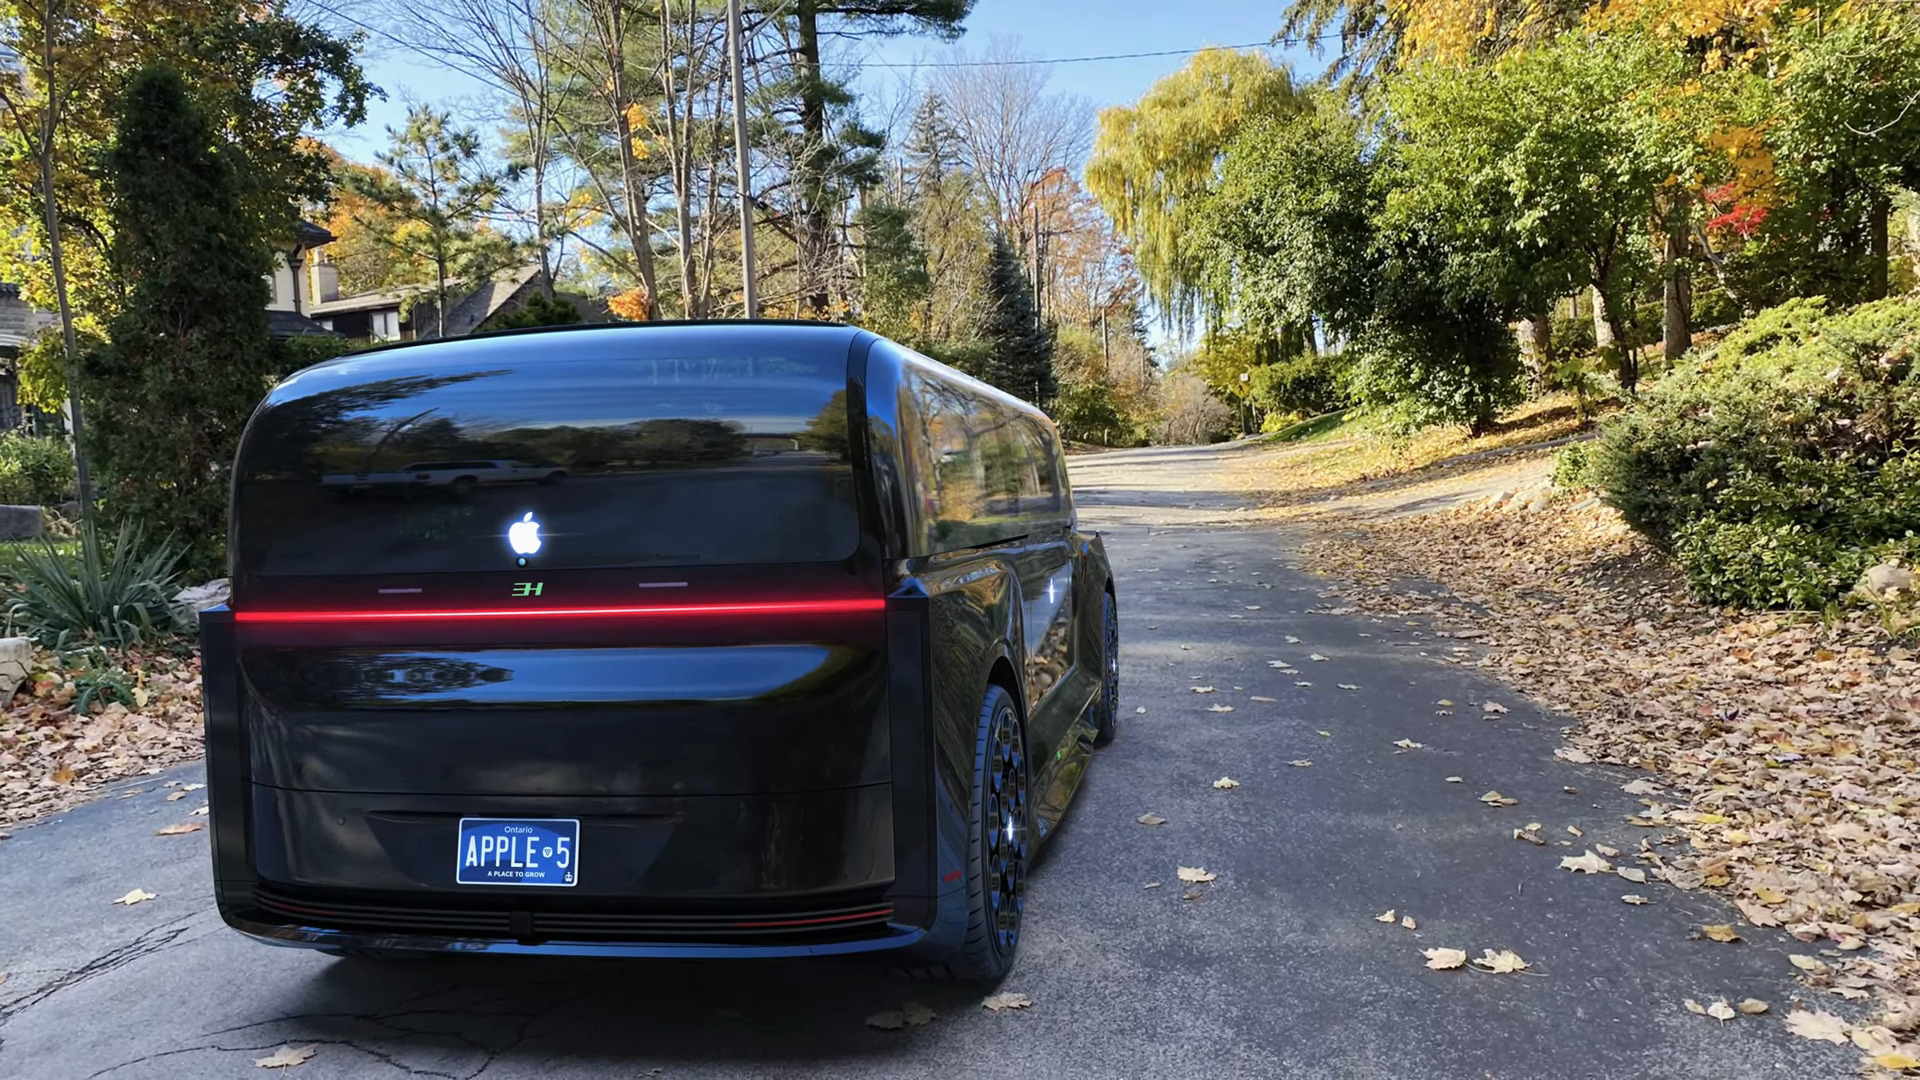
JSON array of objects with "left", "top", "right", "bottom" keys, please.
[{"left": 607, "top": 285, "right": 651, "bottom": 321}]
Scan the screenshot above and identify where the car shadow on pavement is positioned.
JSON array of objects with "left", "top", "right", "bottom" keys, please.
[{"left": 265, "top": 951, "right": 985, "bottom": 1070}]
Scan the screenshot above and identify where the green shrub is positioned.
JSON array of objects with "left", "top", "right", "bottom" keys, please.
[
  {"left": 1551, "top": 441, "right": 1594, "bottom": 490},
  {"left": 0, "top": 434, "right": 76, "bottom": 505},
  {"left": 7, "top": 521, "right": 186, "bottom": 649},
  {"left": 1248, "top": 350, "right": 1350, "bottom": 420},
  {"left": 1551, "top": 312, "right": 1598, "bottom": 355},
  {"left": 1690, "top": 287, "right": 1743, "bottom": 329},
  {"left": 1344, "top": 316, "right": 1525, "bottom": 434},
  {"left": 1588, "top": 294, "right": 1920, "bottom": 608}
]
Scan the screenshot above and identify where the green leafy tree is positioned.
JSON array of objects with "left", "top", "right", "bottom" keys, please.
[
  {"left": 855, "top": 200, "right": 931, "bottom": 340},
  {"left": 348, "top": 107, "right": 523, "bottom": 337},
  {"left": 483, "top": 291, "right": 581, "bottom": 331},
  {"left": 976, "top": 233, "right": 1055, "bottom": 405},
  {"left": 82, "top": 64, "right": 278, "bottom": 575}
]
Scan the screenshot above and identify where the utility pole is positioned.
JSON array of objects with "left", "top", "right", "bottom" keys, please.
[{"left": 726, "top": 0, "right": 758, "bottom": 318}]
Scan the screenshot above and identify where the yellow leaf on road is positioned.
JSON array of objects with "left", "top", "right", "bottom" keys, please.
[
  {"left": 1483, "top": 702, "right": 1509, "bottom": 715},
  {"left": 1480, "top": 790, "right": 1518, "bottom": 807},
  {"left": 1622, "top": 894, "right": 1649, "bottom": 904},
  {"left": 1754, "top": 887, "right": 1787, "bottom": 904},
  {"left": 112, "top": 889, "right": 155, "bottom": 906},
  {"left": 1707, "top": 1000, "right": 1736, "bottom": 1021},
  {"left": 1401, "top": 915, "right": 1417, "bottom": 930},
  {"left": 253, "top": 1046, "right": 316, "bottom": 1069},
  {"left": 1190, "top": 686, "right": 1216, "bottom": 694},
  {"left": 1137, "top": 813, "right": 1166, "bottom": 826},
  {"left": 1790, "top": 954, "right": 1827, "bottom": 972},
  {"left": 1701, "top": 924, "right": 1741, "bottom": 943},
  {"left": 1212, "top": 777, "right": 1240, "bottom": 789},
  {"left": 1561, "top": 850, "right": 1612, "bottom": 874},
  {"left": 1289, "top": 759, "right": 1313, "bottom": 767},
  {"left": 1737, "top": 999, "right": 1769, "bottom": 1015},
  {"left": 1206, "top": 704, "right": 1235, "bottom": 713},
  {"left": 155, "top": 823, "right": 202, "bottom": 836},
  {"left": 1424, "top": 947, "right": 1468, "bottom": 970},
  {"left": 1616, "top": 867, "right": 1648, "bottom": 884},
  {"left": 1177, "top": 866, "right": 1217, "bottom": 884},
  {"left": 1393, "top": 739, "right": 1424, "bottom": 749},
  {"left": 982, "top": 992, "right": 1032, "bottom": 1012},
  {"left": 1375, "top": 909, "right": 1397, "bottom": 923},
  {"left": 1785, "top": 1009, "right": 1852, "bottom": 1045},
  {"left": 1472, "top": 949, "right": 1530, "bottom": 974},
  {"left": 1874, "top": 1051, "right": 1920, "bottom": 1070}
]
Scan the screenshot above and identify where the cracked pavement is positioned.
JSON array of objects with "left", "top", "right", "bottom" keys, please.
[{"left": 0, "top": 443, "right": 1854, "bottom": 1079}]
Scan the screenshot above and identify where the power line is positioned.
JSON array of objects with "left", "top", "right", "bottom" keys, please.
[{"left": 856, "top": 37, "right": 1335, "bottom": 69}]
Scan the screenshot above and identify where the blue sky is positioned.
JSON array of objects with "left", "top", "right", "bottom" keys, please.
[{"left": 331, "top": 1, "right": 1326, "bottom": 163}]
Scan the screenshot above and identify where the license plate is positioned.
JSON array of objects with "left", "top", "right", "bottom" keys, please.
[{"left": 455, "top": 817, "right": 579, "bottom": 887}]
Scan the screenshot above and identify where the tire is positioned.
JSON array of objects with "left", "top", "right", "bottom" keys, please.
[
  {"left": 907, "top": 683, "right": 1032, "bottom": 982},
  {"left": 1093, "top": 590, "right": 1119, "bottom": 746},
  {"left": 449, "top": 476, "right": 477, "bottom": 498}
]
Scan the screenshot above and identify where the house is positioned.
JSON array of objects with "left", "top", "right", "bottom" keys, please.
[
  {"left": 266, "top": 221, "right": 342, "bottom": 340},
  {"left": 309, "top": 263, "right": 608, "bottom": 344},
  {"left": 0, "top": 284, "right": 60, "bottom": 432}
]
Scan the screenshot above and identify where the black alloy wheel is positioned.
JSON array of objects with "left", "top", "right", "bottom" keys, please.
[{"left": 1094, "top": 590, "right": 1119, "bottom": 745}]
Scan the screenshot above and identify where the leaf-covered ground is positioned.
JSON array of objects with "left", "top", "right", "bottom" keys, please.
[
  {"left": 1256, "top": 471, "right": 1920, "bottom": 1071},
  {"left": 0, "top": 649, "right": 204, "bottom": 829}
]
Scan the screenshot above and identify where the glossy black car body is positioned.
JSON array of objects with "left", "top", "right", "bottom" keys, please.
[{"left": 201, "top": 321, "right": 1115, "bottom": 974}]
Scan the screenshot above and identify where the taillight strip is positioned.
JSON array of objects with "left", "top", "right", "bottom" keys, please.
[{"left": 234, "top": 598, "right": 887, "bottom": 624}]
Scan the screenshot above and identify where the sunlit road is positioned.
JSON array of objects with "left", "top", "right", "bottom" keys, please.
[{"left": 0, "top": 442, "right": 1844, "bottom": 1079}]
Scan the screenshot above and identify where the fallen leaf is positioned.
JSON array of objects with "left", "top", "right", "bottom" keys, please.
[
  {"left": 1136, "top": 813, "right": 1166, "bottom": 827},
  {"left": 1874, "top": 1051, "right": 1920, "bottom": 1070},
  {"left": 1376, "top": 909, "right": 1397, "bottom": 923},
  {"left": 1595, "top": 844, "right": 1621, "bottom": 858},
  {"left": 112, "top": 889, "right": 155, "bottom": 906},
  {"left": 1560, "top": 850, "right": 1613, "bottom": 874},
  {"left": 1288, "top": 759, "right": 1313, "bottom": 768},
  {"left": 1295, "top": 681, "right": 1314, "bottom": 687},
  {"left": 1616, "top": 867, "right": 1648, "bottom": 884},
  {"left": 1337, "top": 683, "right": 1361, "bottom": 691},
  {"left": 1785, "top": 1009, "right": 1852, "bottom": 1045},
  {"left": 1753, "top": 887, "right": 1787, "bottom": 904},
  {"left": 181, "top": 783, "right": 204, "bottom": 792},
  {"left": 1737, "top": 999, "right": 1770, "bottom": 1015},
  {"left": 1445, "top": 776, "right": 1463, "bottom": 783},
  {"left": 1211, "top": 777, "right": 1240, "bottom": 790},
  {"left": 155, "top": 823, "right": 202, "bottom": 836},
  {"left": 1480, "top": 790, "right": 1518, "bottom": 807},
  {"left": 1424, "top": 947, "right": 1468, "bottom": 970},
  {"left": 1567, "top": 825, "right": 1584, "bottom": 836},
  {"left": 1790, "top": 954, "right": 1828, "bottom": 972},
  {"left": 1309, "top": 654, "right": 1329, "bottom": 662},
  {"left": 1437, "top": 699, "right": 1455, "bottom": 707},
  {"left": 1144, "top": 881, "right": 1162, "bottom": 889},
  {"left": 1177, "top": 866, "right": 1217, "bottom": 884},
  {"left": 1685, "top": 999, "right": 1706, "bottom": 1015},
  {"left": 1554, "top": 747, "right": 1593, "bottom": 764},
  {"left": 1134, "top": 706, "right": 1147, "bottom": 714},
  {"left": 1393, "top": 739, "right": 1425, "bottom": 749},
  {"left": 1317, "top": 730, "right": 1332, "bottom": 737},
  {"left": 1206, "top": 704, "right": 1235, "bottom": 713},
  {"left": 252, "top": 1046, "right": 315, "bottom": 1069},
  {"left": 1401, "top": 915, "right": 1417, "bottom": 930},
  {"left": 1622, "top": 894, "right": 1649, "bottom": 905},
  {"left": 1250, "top": 695, "right": 1277, "bottom": 703},
  {"left": 164, "top": 791, "right": 186, "bottom": 802},
  {"left": 1482, "top": 702, "right": 1509, "bottom": 715},
  {"left": 1267, "top": 660, "right": 1293, "bottom": 669},
  {"left": 190, "top": 806, "right": 209, "bottom": 816},
  {"left": 1701, "top": 924, "right": 1741, "bottom": 943},
  {"left": 1285, "top": 635, "right": 1302, "bottom": 644},
  {"left": 1190, "top": 686, "right": 1216, "bottom": 694},
  {"left": 1472, "top": 949, "right": 1530, "bottom": 974},
  {"left": 1707, "top": 1000, "right": 1736, "bottom": 1022},
  {"left": 1181, "top": 890, "right": 1204, "bottom": 901},
  {"left": 981, "top": 992, "right": 1032, "bottom": 1012},
  {"left": 1514, "top": 829, "right": 1546, "bottom": 845},
  {"left": 1621, "top": 779, "right": 1660, "bottom": 795}
]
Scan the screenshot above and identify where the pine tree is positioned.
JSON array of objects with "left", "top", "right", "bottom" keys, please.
[
  {"left": 83, "top": 63, "right": 277, "bottom": 574},
  {"left": 977, "top": 232, "right": 1056, "bottom": 405},
  {"left": 904, "top": 92, "right": 964, "bottom": 194}
]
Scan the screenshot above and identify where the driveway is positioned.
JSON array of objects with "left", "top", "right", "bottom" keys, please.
[{"left": 0, "top": 442, "right": 1845, "bottom": 1079}]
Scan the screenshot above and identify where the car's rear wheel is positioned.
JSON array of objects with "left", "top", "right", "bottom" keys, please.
[
  {"left": 907, "top": 683, "right": 1030, "bottom": 982},
  {"left": 1094, "top": 590, "right": 1119, "bottom": 745},
  {"left": 450, "top": 476, "right": 477, "bottom": 498}
]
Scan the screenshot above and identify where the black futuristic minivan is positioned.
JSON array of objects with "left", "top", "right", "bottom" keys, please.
[{"left": 200, "top": 321, "right": 1117, "bottom": 979}]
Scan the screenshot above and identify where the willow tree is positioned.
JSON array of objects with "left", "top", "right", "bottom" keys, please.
[{"left": 1085, "top": 49, "right": 1295, "bottom": 332}]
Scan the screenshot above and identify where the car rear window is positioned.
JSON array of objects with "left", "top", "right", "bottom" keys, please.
[{"left": 234, "top": 345, "right": 860, "bottom": 576}]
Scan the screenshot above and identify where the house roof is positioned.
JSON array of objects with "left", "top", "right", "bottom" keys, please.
[
  {"left": 437, "top": 263, "right": 544, "bottom": 337},
  {"left": 268, "top": 310, "right": 341, "bottom": 340},
  {"left": 309, "top": 287, "right": 422, "bottom": 317},
  {"left": 292, "top": 220, "right": 334, "bottom": 250}
]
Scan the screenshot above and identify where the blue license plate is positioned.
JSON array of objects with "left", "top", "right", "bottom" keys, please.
[{"left": 455, "top": 817, "right": 579, "bottom": 887}]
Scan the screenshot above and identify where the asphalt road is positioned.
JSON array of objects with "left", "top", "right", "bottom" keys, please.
[{"left": 0, "top": 442, "right": 1852, "bottom": 1079}]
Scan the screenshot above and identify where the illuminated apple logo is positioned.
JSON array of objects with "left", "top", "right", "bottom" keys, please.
[{"left": 508, "top": 512, "right": 543, "bottom": 557}]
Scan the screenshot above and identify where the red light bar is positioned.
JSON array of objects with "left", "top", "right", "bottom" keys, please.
[
  {"left": 233, "top": 598, "right": 886, "bottom": 624},
  {"left": 730, "top": 906, "right": 894, "bottom": 929}
]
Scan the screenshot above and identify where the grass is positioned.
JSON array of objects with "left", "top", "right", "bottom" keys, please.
[{"left": 1227, "top": 392, "right": 1612, "bottom": 500}]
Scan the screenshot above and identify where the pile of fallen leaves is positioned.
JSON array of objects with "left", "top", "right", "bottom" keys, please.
[
  {"left": 0, "top": 647, "right": 203, "bottom": 828},
  {"left": 1290, "top": 495, "right": 1920, "bottom": 1070}
]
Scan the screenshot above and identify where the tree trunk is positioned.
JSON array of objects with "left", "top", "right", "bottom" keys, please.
[
  {"left": 606, "top": 7, "right": 660, "bottom": 319},
  {"left": 1516, "top": 307, "right": 1552, "bottom": 394},
  {"left": 36, "top": 12, "right": 92, "bottom": 517},
  {"left": 1662, "top": 199, "right": 1692, "bottom": 366},
  {"left": 1870, "top": 191, "right": 1891, "bottom": 301},
  {"left": 658, "top": 3, "right": 696, "bottom": 317},
  {"left": 794, "top": 0, "right": 831, "bottom": 316},
  {"left": 1589, "top": 284, "right": 1614, "bottom": 352}
]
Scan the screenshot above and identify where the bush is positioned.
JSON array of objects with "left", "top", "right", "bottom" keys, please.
[
  {"left": 0, "top": 434, "right": 76, "bottom": 505},
  {"left": 1588, "top": 294, "right": 1920, "bottom": 608},
  {"left": 1344, "top": 315, "right": 1524, "bottom": 434},
  {"left": 1551, "top": 441, "right": 1594, "bottom": 490},
  {"left": 1248, "top": 350, "right": 1350, "bottom": 420},
  {"left": 7, "top": 521, "right": 186, "bottom": 649},
  {"left": 1551, "top": 311, "right": 1598, "bottom": 355}
]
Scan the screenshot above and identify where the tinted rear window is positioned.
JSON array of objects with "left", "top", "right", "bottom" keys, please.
[{"left": 235, "top": 344, "right": 859, "bottom": 576}]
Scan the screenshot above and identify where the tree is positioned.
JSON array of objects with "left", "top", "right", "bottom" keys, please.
[
  {"left": 976, "top": 233, "right": 1054, "bottom": 404},
  {"left": 778, "top": 0, "right": 971, "bottom": 315},
  {"left": 1086, "top": 49, "right": 1296, "bottom": 331},
  {"left": 931, "top": 37, "right": 1093, "bottom": 254},
  {"left": 82, "top": 64, "right": 277, "bottom": 573},
  {"left": 855, "top": 199, "right": 930, "bottom": 339},
  {"left": 321, "top": 159, "right": 431, "bottom": 295},
  {"left": 349, "top": 107, "right": 523, "bottom": 337}
]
